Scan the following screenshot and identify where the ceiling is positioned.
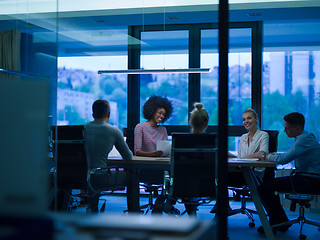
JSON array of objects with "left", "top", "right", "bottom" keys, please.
[{"left": 1, "top": 0, "right": 320, "bottom": 57}]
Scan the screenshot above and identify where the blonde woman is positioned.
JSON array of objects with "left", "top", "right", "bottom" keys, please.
[
  {"left": 184, "top": 102, "right": 209, "bottom": 216},
  {"left": 238, "top": 108, "right": 269, "bottom": 181},
  {"left": 190, "top": 102, "right": 209, "bottom": 134}
]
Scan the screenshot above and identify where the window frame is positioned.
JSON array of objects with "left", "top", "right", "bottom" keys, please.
[{"left": 127, "top": 21, "right": 263, "bottom": 137}]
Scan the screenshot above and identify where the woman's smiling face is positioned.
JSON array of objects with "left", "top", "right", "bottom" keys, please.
[
  {"left": 152, "top": 108, "right": 166, "bottom": 124},
  {"left": 242, "top": 112, "right": 258, "bottom": 131}
]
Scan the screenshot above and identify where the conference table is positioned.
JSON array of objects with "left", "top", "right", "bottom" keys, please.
[{"left": 107, "top": 155, "right": 277, "bottom": 240}]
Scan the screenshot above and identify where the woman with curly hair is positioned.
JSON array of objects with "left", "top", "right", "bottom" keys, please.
[{"left": 134, "top": 95, "right": 173, "bottom": 157}]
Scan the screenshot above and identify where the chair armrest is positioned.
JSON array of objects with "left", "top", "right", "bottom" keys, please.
[{"left": 291, "top": 170, "right": 320, "bottom": 178}]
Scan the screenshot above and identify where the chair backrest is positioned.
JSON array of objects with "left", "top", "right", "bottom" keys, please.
[
  {"left": 51, "top": 125, "right": 88, "bottom": 190},
  {"left": 170, "top": 133, "right": 217, "bottom": 198},
  {"left": 123, "top": 127, "right": 134, "bottom": 152},
  {"left": 261, "top": 130, "right": 279, "bottom": 181},
  {"left": 263, "top": 130, "right": 279, "bottom": 153}
]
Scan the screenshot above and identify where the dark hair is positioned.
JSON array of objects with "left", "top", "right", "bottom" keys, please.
[
  {"left": 284, "top": 112, "right": 305, "bottom": 128},
  {"left": 92, "top": 100, "right": 110, "bottom": 119},
  {"left": 142, "top": 95, "right": 173, "bottom": 122}
]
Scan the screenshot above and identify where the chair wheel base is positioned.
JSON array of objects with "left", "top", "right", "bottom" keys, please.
[
  {"left": 249, "top": 222, "right": 255, "bottom": 228},
  {"left": 299, "top": 234, "right": 307, "bottom": 240}
]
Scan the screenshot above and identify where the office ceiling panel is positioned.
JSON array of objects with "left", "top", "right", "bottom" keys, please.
[{"left": 0, "top": 2, "right": 320, "bottom": 57}]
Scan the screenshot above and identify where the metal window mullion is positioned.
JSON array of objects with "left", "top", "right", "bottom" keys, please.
[
  {"left": 128, "top": 26, "right": 141, "bottom": 129},
  {"left": 251, "top": 21, "right": 263, "bottom": 128},
  {"left": 188, "top": 26, "right": 201, "bottom": 115}
]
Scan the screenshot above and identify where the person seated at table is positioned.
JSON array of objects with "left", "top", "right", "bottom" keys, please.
[
  {"left": 237, "top": 108, "right": 269, "bottom": 181},
  {"left": 183, "top": 102, "right": 210, "bottom": 216},
  {"left": 211, "top": 108, "right": 269, "bottom": 214},
  {"left": 134, "top": 94, "right": 173, "bottom": 157},
  {"left": 84, "top": 99, "right": 133, "bottom": 213},
  {"left": 134, "top": 95, "right": 179, "bottom": 214},
  {"left": 257, "top": 112, "right": 320, "bottom": 234}
]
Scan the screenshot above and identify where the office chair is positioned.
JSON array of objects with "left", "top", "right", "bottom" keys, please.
[
  {"left": 272, "top": 171, "right": 320, "bottom": 240},
  {"left": 228, "top": 130, "right": 279, "bottom": 227},
  {"left": 169, "top": 132, "right": 217, "bottom": 216},
  {"left": 51, "top": 125, "right": 123, "bottom": 213},
  {"left": 123, "top": 128, "right": 164, "bottom": 214}
]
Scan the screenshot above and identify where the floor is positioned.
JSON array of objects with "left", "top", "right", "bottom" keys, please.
[{"left": 69, "top": 192, "right": 320, "bottom": 240}]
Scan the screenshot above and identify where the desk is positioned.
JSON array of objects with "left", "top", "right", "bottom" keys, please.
[
  {"left": 51, "top": 213, "right": 215, "bottom": 240},
  {"left": 107, "top": 156, "right": 276, "bottom": 240},
  {"left": 107, "top": 156, "right": 170, "bottom": 213},
  {"left": 228, "top": 159, "right": 276, "bottom": 240}
]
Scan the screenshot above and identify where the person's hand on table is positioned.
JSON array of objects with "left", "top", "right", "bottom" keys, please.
[
  {"left": 255, "top": 151, "right": 266, "bottom": 159},
  {"left": 258, "top": 152, "right": 275, "bottom": 160},
  {"left": 135, "top": 150, "right": 163, "bottom": 157},
  {"left": 149, "top": 151, "right": 163, "bottom": 157}
]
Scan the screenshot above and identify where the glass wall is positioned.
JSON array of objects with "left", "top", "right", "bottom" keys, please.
[
  {"left": 0, "top": 0, "right": 58, "bottom": 216},
  {"left": 140, "top": 30, "right": 189, "bottom": 125},
  {"left": 201, "top": 27, "right": 253, "bottom": 151},
  {"left": 57, "top": 26, "right": 129, "bottom": 129},
  {"left": 262, "top": 20, "right": 320, "bottom": 152},
  {"left": 58, "top": 55, "right": 128, "bottom": 128},
  {"left": 201, "top": 28, "right": 252, "bottom": 126}
]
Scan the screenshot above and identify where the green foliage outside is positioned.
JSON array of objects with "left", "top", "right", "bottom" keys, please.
[{"left": 58, "top": 67, "right": 319, "bottom": 152}]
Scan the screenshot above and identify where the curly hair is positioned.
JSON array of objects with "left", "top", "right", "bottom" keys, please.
[{"left": 142, "top": 95, "right": 173, "bottom": 122}]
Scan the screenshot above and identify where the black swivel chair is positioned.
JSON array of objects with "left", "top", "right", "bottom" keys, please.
[
  {"left": 228, "top": 130, "right": 279, "bottom": 227},
  {"left": 123, "top": 128, "right": 164, "bottom": 214},
  {"left": 169, "top": 133, "right": 217, "bottom": 215},
  {"left": 51, "top": 125, "right": 123, "bottom": 213},
  {"left": 272, "top": 171, "right": 320, "bottom": 240}
]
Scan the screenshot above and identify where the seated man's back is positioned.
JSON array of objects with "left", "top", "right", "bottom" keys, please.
[{"left": 85, "top": 121, "right": 132, "bottom": 169}]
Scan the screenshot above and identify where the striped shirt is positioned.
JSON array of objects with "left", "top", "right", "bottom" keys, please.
[{"left": 134, "top": 121, "right": 168, "bottom": 154}]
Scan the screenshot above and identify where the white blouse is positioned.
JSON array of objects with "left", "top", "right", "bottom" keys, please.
[
  {"left": 238, "top": 129, "right": 269, "bottom": 158},
  {"left": 238, "top": 129, "right": 269, "bottom": 181}
]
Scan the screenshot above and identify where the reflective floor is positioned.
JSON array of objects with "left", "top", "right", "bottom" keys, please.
[{"left": 72, "top": 193, "right": 320, "bottom": 240}]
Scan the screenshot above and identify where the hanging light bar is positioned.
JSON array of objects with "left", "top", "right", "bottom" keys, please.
[
  {"left": 0, "top": 68, "right": 49, "bottom": 79},
  {"left": 98, "top": 68, "right": 211, "bottom": 75}
]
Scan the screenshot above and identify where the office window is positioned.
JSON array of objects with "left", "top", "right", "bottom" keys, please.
[
  {"left": 262, "top": 21, "right": 320, "bottom": 152},
  {"left": 57, "top": 56, "right": 128, "bottom": 129},
  {"left": 140, "top": 30, "right": 189, "bottom": 125},
  {"left": 200, "top": 28, "right": 219, "bottom": 125},
  {"left": 201, "top": 28, "right": 252, "bottom": 126}
]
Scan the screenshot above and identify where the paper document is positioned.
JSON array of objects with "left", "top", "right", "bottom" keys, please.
[
  {"left": 108, "top": 146, "right": 121, "bottom": 157},
  {"left": 228, "top": 151, "right": 237, "bottom": 158},
  {"left": 156, "top": 140, "right": 172, "bottom": 157},
  {"left": 232, "top": 158, "right": 260, "bottom": 161}
]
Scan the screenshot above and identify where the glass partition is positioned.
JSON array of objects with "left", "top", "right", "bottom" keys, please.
[
  {"left": 201, "top": 28, "right": 252, "bottom": 127},
  {"left": 140, "top": 30, "right": 189, "bottom": 125},
  {"left": 262, "top": 20, "right": 320, "bottom": 153},
  {"left": 0, "top": 0, "right": 58, "bottom": 216},
  {"left": 201, "top": 27, "right": 253, "bottom": 151}
]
